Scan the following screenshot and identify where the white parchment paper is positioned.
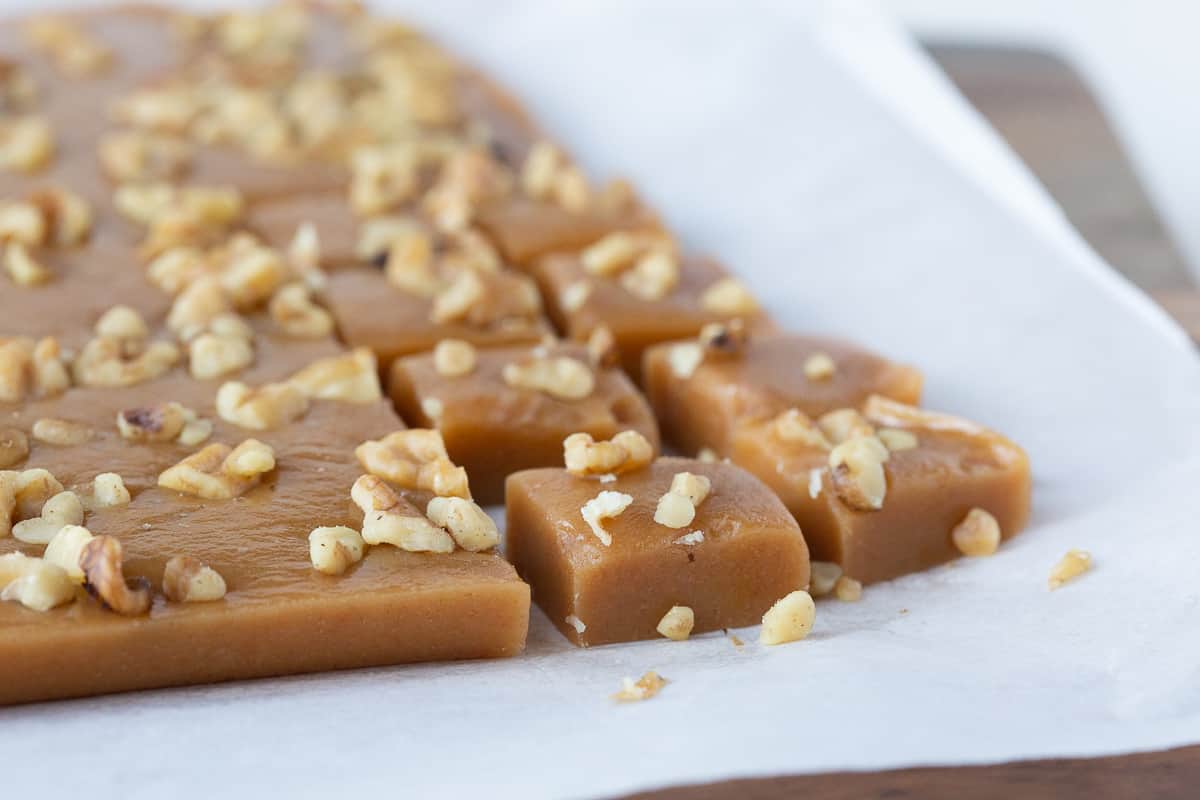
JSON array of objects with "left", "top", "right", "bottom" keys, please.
[{"left": 3, "top": 2, "right": 1200, "bottom": 797}]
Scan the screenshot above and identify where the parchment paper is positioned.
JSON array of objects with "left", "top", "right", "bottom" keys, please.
[{"left": 3, "top": 2, "right": 1200, "bottom": 798}]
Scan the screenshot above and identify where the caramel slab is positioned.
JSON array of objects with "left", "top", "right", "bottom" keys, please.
[
  {"left": 729, "top": 398, "right": 1031, "bottom": 584},
  {"left": 643, "top": 333, "right": 922, "bottom": 456},
  {"left": 506, "top": 457, "right": 809, "bottom": 646}
]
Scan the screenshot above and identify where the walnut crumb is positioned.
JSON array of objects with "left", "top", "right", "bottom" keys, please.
[
  {"left": 612, "top": 671, "right": 668, "bottom": 703},
  {"left": 803, "top": 352, "right": 836, "bottom": 381},
  {"left": 656, "top": 606, "right": 694, "bottom": 641},
  {"left": 503, "top": 355, "right": 594, "bottom": 400},
  {"left": 432, "top": 338, "right": 477, "bottom": 377},
  {"left": 580, "top": 490, "right": 633, "bottom": 546},
  {"left": 1049, "top": 549, "right": 1092, "bottom": 591},
  {"left": 809, "top": 561, "right": 843, "bottom": 597},
  {"left": 760, "top": 590, "right": 816, "bottom": 645},
  {"left": 563, "top": 430, "right": 654, "bottom": 477},
  {"left": 834, "top": 575, "right": 863, "bottom": 602},
  {"left": 951, "top": 508, "right": 1001, "bottom": 557}
]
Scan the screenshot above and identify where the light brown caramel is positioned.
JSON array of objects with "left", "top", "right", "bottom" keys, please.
[
  {"left": 506, "top": 457, "right": 809, "bottom": 646},
  {"left": 390, "top": 342, "right": 659, "bottom": 504}
]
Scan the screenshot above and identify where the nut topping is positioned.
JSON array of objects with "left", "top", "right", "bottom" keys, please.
[
  {"left": 157, "top": 440, "right": 276, "bottom": 499},
  {"left": 289, "top": 348, "right": 382, "bottom": 403},
  {"left": 817, "top": 408, "right": 875, "bottom": 446},
  {"left": 828, "top": 434, "right": 889, "bottom": 511},
  {"left": 580, "top": 490, "right": 633, "bottom": 546},
  {"left": 502, "top": 355, "right": 594, "bottom": 400},
  {"left": 834, "top": 575, "right": 863, "bottom": 602},
  {"left": 877, "top": 427, "right": 918, "bottom": 452},
  {"left": 351, "top": 474, "right": 454, "bottom": 553},
  {"left": 699, "top": 277, "right": 758, "bottom": 315},
  {"left": 425, "top": 496, "right": 500, "bottom": 552},
  {"left": 803, "top": 352, "right": 836, "bottom": 381},
  {"left": 309, "top": 526, "right": 365, "bottom": 575},
  {"left": 656, "top": 605, "right": 695, "bottom": 641},
  {"left": 117, "top": 402, "right": 187, "bottom": 442},
  {"left": 612, "top": 671, "right": 668, "bottom": 703},
  {"left": 563, "top": 430, "right": 654, "bottom": 477},
  {"left": 951, "top": 508, "right": 1001, "bottom": 557},
  {"left": 355, "top": 429, "right": 470, "bottom": 499},
  {"left": 269, "top": 283, "right": 334, "bottom": 338},
  {"left": 162, "top": 556, "right": 227, "bottom": 603},
  {"left": 0, "top": 427, "right": 29, "bottom": 468},
  {"left": 667, "top": 342, "right": 703, "bottom": 380},
  {"left": 0, "top": 553, "right": 75, "bottom": 612},
  {"left": 31, "top": 418, "right": 92, "bottom": 446},
  {"left": 760, "top": 590, "right": 816, "bottom": 645},
  {"left": 808, "top": 561, "right": 843, "bottom": 597},
  {"left": 43, "top": 524, "right": 94, "bottom": 581},
  {"left": 11, "top": 490, "right": 84, "bottom": 545},
  {"left": 79, "top": 535, "right": 152, "bottom": 616},
  {"left": 4, "top": 241, "right": 53, "bottom": 286},
  {"left": 91, "top": 473, "right": 131, "bottom": 509},
  {"left": 216, "top": 380, "right": 310, "bottom": 430},
  {"left": 772, "top": 409, "right": 831, "bottom": 450},
  {"left": 1049, "top": 549, "right": 1092, "bottom": 590},
  {"left": 0, "top": 116, "right": 54, "bottom": 173},
  {"left": 654, "top": 471, "right": 712, "bottom": 529},
  {"left": 432, "top": 338, "right": 477, "bottom": 377}
]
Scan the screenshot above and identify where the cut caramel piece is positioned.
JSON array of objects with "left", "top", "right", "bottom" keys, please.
[
  {"left": 506, "top": 457, "right": 809, "bottom": 646},
  {"left": 390, "top": 343, "right": 659, "bottom": 504},
  {"left": 643, "top": 332, "right": 922, "bottom": 457}
]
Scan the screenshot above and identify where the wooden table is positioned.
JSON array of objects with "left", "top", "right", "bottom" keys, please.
[{"left": 629, "top": 44, "right": 1200, "bottom": 799}]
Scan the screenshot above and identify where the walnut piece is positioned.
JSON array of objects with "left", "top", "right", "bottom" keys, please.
[
  {"left": 288, "top": 348, "right": 382, "bottom": 403},
  {"left": 656, "top": 606, "right": 695, "bottom": 641},
  {"left": 760, "top": 590, "right": 816, "bottom": 645},
  {"left": 98, "top": 130, "right": 193, "bottom": 182},
  {"left": 162, "top": 555, "right": 227, "bottom": 603},
  {"left": 834, "top": 575, "right": 863, "bottom": 602},
  {"left": 269, "top": 283, "right": 333, "bottom": 338},
  {"left": 79, "top": 535, "right": 152, "bottom": 616},
  {"left": 0, "top": 116, "right": 54, "bottom": 173},
  {"left": 73, "top": 336, "right": 180, "bottom": 388},
  {"left": 828, "top": 434, "right": 889, "bottom": 511},
  {"left": 612, "top": 671, "right": 668, "bottom": 703},
  {"left": 30, "top": 417, "right": 92, "bottom": 446},
  {"left": 0, "top": 552, "right": 75, "bottom": 612},
  {"left": 502, "top": 355, "right": 594, "bottom": 400},
  {"left": 877, "top": 427, "right": 919, "bottom": 452},
  {"left": 425, "top": 496, "right": 499, "bottom": 552},
  {"left": 309, "top": 525, "right": 365, "bottom": 575},
  {"left": 654, "top": 472, "right": 712, "bottom": 530},
  {"left": 803, "top": 352, "right": 836, "bottom": 381},
  {"left": 699, "top": 277, "right": 759, "bottom": 315},
  {"left": 91, "top": 473, "right": 131, "bottom": 509},
  {"left": 808, "top": 561, "right": 843, "bottom": 597},
  {"left": 157, "top": 440, "right": 275, "bottom": 499},
  {"left": 117, "top": 402, "right": 186, "bottom": 442},
  {"left": 11, "top": 490, "right": 84, "bottom": 545},
  {"left": 580, "top": 490, "right": 633, "bottom": 546},
  {"left": 0, "top": 427, "right": 29, "bottom": 468},
  {"left": 355, "top": 429, "right": 470, "bottom": 499},
  {"left": 667, "top": 341, "right": 704, "bottom": 380},
  {"left": 951, "top": 507, "right": 1002, "bottom": 557},
  {"left": 0, "top": 337, "right": 69, "bottom": 401},
  {"left": 4, "top": 241, "right": 53, "bottom": 285},
  {"left": 43, "top": 524, "right": 94, "bottom": 581},
  {"left": 216, "top": 380, "right": 309, "bottom": 430},
  {"left": 12, "top": 467, "right": 64, "bottom": 520},
  {"left": 351, "top": 474, "right": 454, "bottom": 553},
  {"left": 563, "top": 430, "right": 654, "bottom": 477},
  {"left": 432, "top": 338, "right": 477, "bottom": 377},
  {"left": 817, "top": 408, "right": 875, "bottom": 445},
  {"left": 1049, "top": 549, "right": 1092, "bottom": 591}
]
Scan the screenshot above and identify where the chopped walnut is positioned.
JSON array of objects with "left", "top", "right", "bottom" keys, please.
[
  {"left": 862, "top": 395, "right": 985, "bottom": 436},
  {"left": 673, "top": 530, "right": 705, "bottom": 546},
  {"left": 667, "top": 341, "right": 704, "bottom": 380},
  {"left": 11, "top": 489, "right": 83, "bottom": 545},
  {"left": 581, "top": 232, "right": 640, "bottom": 277},
  {"left": 563, "top": 430, "right": 654, "bottom": 476},
  {"left": 269, "top": 283, "right": 334, "bottom": 338},
  {"left": 0, "top": 471, "right": 14, "bottom": 537},
  {"left": 350, "top": 144, "right": 421, "bottom": 215},
  {"left": 216, "top": 380, "right": 309, "bottom": 430},
  {"left": 91, "top": 473, "right": 131, "bottom": 509},
  {"left": 12, "top": 467, "right": 64, "bottom": 520},
  {"left": 80, "top": 535, "right": 152, "bottom": 616},
  {"left": 503, "top": 355, "right": 594, "bottom": 400},
  {"left": 521, "top": 140, "right": 565, "bottom": 201},
  {"left": 429, "top": 269, "right": 484, "bottom": 323},
  {"left": 24, "top": 17, "right": 113, "bottom": 77},
  {"left": 0, "top": 427, "right": 29, "bottom": 469},
  {"left": 287, "top": 222, "right": 326, "bottom": 291},
  {"left": 111, "top": 85, "right": 197, "bottom": 133},
  {"left": 834, "top": 575, "right": 863, "bottom": 602},
  {"left": 163, "top": 556, "right": 227, "bottom": 603},
  {"left": 951, "top": 508, "right": 1001, "bottom": 557},
  {"left": 289, "top": 348, "right": 382, "bottom": 403},
  {"left": 98, "top": 130, "right": 193, "bottom": 182},
  {"left": 772, "top": 409, "right": 832, "bottom": 450},
  {"left": 560, "top": 279, "right": 592, "bottom": 313},
  {"left": 383, "top": 227, "right": 440, "bottom": 296},
  {"left": 31, "top": 418, "right": 92, "bottom": 446},
  {"left": 167, "top": 277, "right": 232, "bottom": 339},
  {"left": 351, "top": 474, "right": 454, "bottom": 553},
  {"left": 877, "top": 427, "right": 918, "bottom": 452},
  {"left": 189, "top": 329, "right": 254, "bottom": 380},
  {"left": 356, "top": 214, "right": 423, "bottom": 260},
  {"left": 580, "top": 490, "right": 633, "bottom": 546},
  {"left": 698, "top": 319, "right": 748, "bottom": 357},
  {"left": 43, "top": 524, "right": 93, "bottom": 581},
  {"left": 0, "top": 116, "right": 54, "bottom": 173},
  {"left": 157, "top": 440, "right": 275, "bottom": 500},
  {"left": 654, "top": 472, "right": 712, "bottom": 530},
  {"left": 817, "top": 408, "right": 875, "bottom": 445},
  {"left": 0, "top": 201, "right": 45, "bottom": 245},
  {"left": 760, "top": 590, "right": 816, "bottom": 645},
  {"left": 809, "top": 561, "right": 843, "bottom": 597},
  {"left": 1049, "top": 549, "right": 1092, "bottom": 590},
  {"left": 699, "top": 277, "right": 758, "bottom": 315},
  {"left": 309, "top": 525, "right": 365, "bottom": 575},
  {"left": 73, "top": 336, "right": 180, "bottom": 388},
  {"left": 4, "top": 241, "right": 53, "bottom": 286},
  {"left": 828, "top": 434, "right": 889, "bottom": 511},
  {"left": 587, "top": 325, "right": 618, "bottom": 368},
  {"left": 432, "top": 338, "right": 477, "bottom": 377},
  {"left": 612, "top": 671, "right": 668, "bottom": 703},
  {"left": 0, "top": 553, "right": 75, "bottom": 612},
  {"left": 0, "top": 336, "right": 69, "bottom": 401},
  {"left": 620, "top": 249, "right": 679, "bottom": 301},
  {"left": 117, "top": 402, "right": 187, "bottom": 442},
  {"left": 355, "top": 429, "right": 470, "bottom": 499},
  {"left": 656, "top": 606, "right": 695, "bottom": 641},
  {"left": 426, "top": 496, "right": 500, "bottom": 552},
  {"left": 803, "top": 352, "right": 836, "bottom": 381}
]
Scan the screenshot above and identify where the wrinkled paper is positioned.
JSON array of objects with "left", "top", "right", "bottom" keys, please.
[{"left": 4, "top": 2, "right": 1200, "bottom": 798}]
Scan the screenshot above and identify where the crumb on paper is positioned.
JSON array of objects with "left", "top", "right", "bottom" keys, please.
[
  {"left": 613, "top": 671, "right": 668, "bottom": 703},
  {"left": 1049, "top": 549, "right": 1092, "bottom": 590}
]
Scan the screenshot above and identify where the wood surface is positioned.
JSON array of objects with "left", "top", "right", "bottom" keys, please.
[{"left": 628, "top": 44, "right": 1200, "bottom": 800}]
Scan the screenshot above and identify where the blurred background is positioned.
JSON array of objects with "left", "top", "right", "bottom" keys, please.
[{"left": 894, "top": 0, "right": 1200, "bottom": 328}]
